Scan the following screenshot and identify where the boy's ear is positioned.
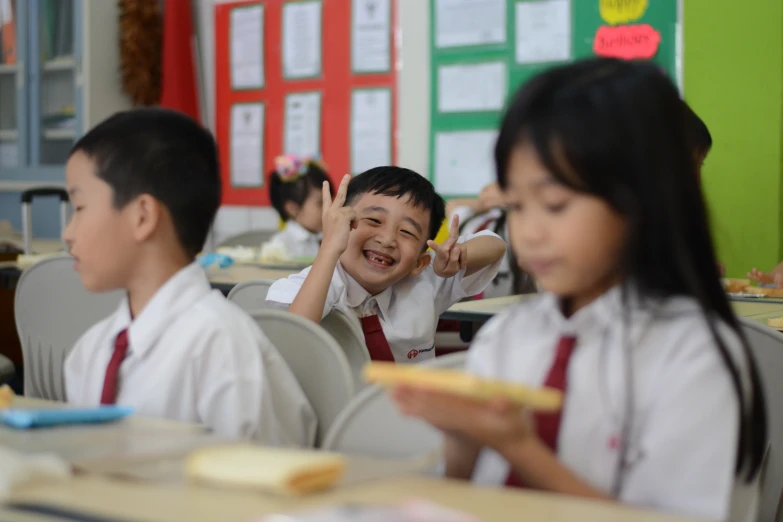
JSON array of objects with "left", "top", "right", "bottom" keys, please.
[
  {"left": 127, "top": 194, "right": 161, "bottom": 243},
  {"left": 409, "top": 250, "right": 432, "bottom": 277},
  {"left": 284, "top": 201, "right": 300, "bottom": 219}
]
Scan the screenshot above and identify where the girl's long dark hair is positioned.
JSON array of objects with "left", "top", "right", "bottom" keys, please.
[{"left": 494, "top": 58, "right": 766, "bottom": 480}]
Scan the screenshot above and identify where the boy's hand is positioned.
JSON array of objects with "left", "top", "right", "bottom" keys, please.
[
  {"left": 320, "top": 175, "right": 356, "bottom": 258},
  {"left": 427, "top": 215, "right": 467, "bottom": 278},
  {"left": 392, "top": 385, "right": 534, "bottom": 454}
]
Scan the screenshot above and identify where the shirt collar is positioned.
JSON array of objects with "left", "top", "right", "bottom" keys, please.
[
  {"left": 285, "top": 220, "right": 321, "bottom": 242},
  {"left": 534, "top": 284, "right": 651, "bottom": 335},
  {"left": 337, "top": 262, "right": 393, "bottom": 318},
  {"left": 105, "top": 262, "right": 212, "bottom": 358}
]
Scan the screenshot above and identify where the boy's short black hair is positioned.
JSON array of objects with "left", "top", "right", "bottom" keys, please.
[
  {"left": 70, "top": 108, "right": 220, "bottom": 258},
  {"left": 269, "top": 163, "right": 331, "bottom": 220},
  {"left": 683, "top": 101, "right": 712, "bottom": 156},
  {"left": 346, "top": 166, "right": 446, "bottom": 242}
]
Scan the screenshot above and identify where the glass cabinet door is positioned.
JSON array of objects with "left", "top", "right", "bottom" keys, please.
[
  {"left": 34, "top": 0, "right": 76, "bottom": 166},
  {"left": 0, "top": 0, "right": 20, "bottom": 169}
]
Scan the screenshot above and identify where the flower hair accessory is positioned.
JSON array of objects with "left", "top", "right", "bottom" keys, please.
[{"left": 275, "top": 154, "right": 325, "bottom": 182}]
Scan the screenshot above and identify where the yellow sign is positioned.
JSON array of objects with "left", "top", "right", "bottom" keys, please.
[{"left": 599, "top": 0, "right": 649, "bottom": 25}]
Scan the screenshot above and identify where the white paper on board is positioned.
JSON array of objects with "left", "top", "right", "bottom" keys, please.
[
  {"left": 438, "top": 61, "right": 506, "bottom": 113},
  {"left": 284, "top": 92, "right": 321, "bottom": 157},
  {"left": 0, "top": 0, "right": 13, "bottom": 23},
  {"left": 351, "top": 0, "right": 391, "bottom": 73},
  {"left": 515, "top": 0, "right": 571, "bottom": 64},
  {"left": 351, "top": 89, "right": 392, "bottom": 174},
  {"left": 230, "top": 104, "right": 264, "bottom": 187},
  {"left": 282, "top": 1, "right": 322, "bottom": 79},
  {"left": 435, "top": 0, "right": 506, "bottom": 48},
  {"left": 434, "top": 130, "right": 498, "bottom": 196},
  {"left": 230, "top": 5, "right": 264, "bottom": 89}
]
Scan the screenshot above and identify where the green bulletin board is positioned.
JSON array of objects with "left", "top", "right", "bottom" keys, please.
[{"left": 429, "top": 0, "right": 678, "bottom": 197}]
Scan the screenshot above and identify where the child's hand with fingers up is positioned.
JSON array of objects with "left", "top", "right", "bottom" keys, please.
[
  {"left": 427, "top": 215, "right": 467, "bottom": 278},
  {"left": 320, "top": 174, "right": 357, "bottom": 258},
  {"left": 748, "top": 261, "right": 783, "bottom": 288}
]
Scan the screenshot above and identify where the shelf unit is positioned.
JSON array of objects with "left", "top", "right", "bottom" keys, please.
[{"left": 0, "top": 0, "right": 131, "bottom": 239}]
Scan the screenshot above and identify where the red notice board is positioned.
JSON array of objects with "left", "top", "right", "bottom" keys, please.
[{"left": 214, "top": 0, "right": 398, "bottom": 206}]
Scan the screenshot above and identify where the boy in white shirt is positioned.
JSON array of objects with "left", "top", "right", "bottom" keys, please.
[
  {"left": 266, "top": 167, "right": 506, "bottom": 363},
  {"left": 63, "top": 108, "right": 316, "bottom": 446}
]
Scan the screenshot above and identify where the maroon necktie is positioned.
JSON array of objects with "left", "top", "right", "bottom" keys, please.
[
  {"left": 506, "top": 335, "right": 577, "bottom": 487},
  {"left": 360, "top": 315, "right": 396, "bottom": 362},
  {"left": 100, "top": 329, "right": 129, "bottom": 405}
]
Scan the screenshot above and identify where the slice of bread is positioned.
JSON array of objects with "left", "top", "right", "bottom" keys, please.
[
  {"left": 723, "top": 278, "right": 751, "bottom": 293},
  {"left": 768, "top": 317, "right": 783, "bottom": 329},
  {"left": 363, "top": 362, "right": 563, "bottom": 412},
  {"left": 744, "top": 286, "right": 783, "bottom": 298},
  {"left": 186, "top": 445, "right": 345, "bottom": 495}
]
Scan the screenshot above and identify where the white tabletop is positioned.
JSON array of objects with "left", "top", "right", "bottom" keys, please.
[{"left": 3, "top": 473, "right": 700, "bottom": 522}]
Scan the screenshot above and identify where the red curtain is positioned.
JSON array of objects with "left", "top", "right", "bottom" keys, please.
[{"left": 159, "top": 0, "right": 200, "bottom": 122}]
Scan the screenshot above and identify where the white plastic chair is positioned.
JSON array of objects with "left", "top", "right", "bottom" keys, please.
[
  {"left": 321, "top": 352, "right": 467, "bottom": 458},
  {"left": 250, "top": 309, "right": 354, "bottom": 447},
  {"left": 227, "top": 279, "right": 275, "bottom": 312},
  {"left": 320, "top": 310, "right": 371, "bottom": 391},
  {"left": 218, "top": 229, "right": 276, "bottom": 248},
  {"left": 0, "top": 354, "right": 14, "bottom": 381},
  {"left": 14, "top": 254, "right": 124, "bottom": 400},
  {"left": 740, "top": 318, "right": 783, "bottom": 522}
]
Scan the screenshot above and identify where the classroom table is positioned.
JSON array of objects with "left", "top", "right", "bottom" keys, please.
[
  {"left": 205, "top": 263, "right": 299, "bottom": 294},
  {"left": 0, "top": 397, "right": 223, "bottom": 479},
  {"left": 0, "top": 397, "right": 700, "bottom": 522},
  {"left": 1, "top": 470, "right": 700, "bottom": 522},
  {"left": 442, "top": 294, "right": 783, "bottom": 325}
]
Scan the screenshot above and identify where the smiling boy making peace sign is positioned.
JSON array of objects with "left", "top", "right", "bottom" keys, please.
[{"left": 266, "top": 166, "right": 506, "bottom": 363}]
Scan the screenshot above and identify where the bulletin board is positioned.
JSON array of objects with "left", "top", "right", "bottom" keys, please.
[
  {"left": 429, "top": 0, "right": 678, "bottom": 198},
  {"left": 214, "top": 0, "right": 398, "bottom": 206}
]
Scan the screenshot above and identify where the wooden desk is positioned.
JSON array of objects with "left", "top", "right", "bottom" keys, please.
[
  {"left": 3, "top": 474, "right": 700, "bottom": 522},
  {"left": 206, "top": 264, "right": 298, "bottom": 294},
  {"left": 441, "top": 295, "right": 527, "bottom": 322},
  {"left": 1, "top": 398, "right": 222, "bottom": 479},
  {"left": 442, "top": 295, "right": 783, "bottom": 324}
]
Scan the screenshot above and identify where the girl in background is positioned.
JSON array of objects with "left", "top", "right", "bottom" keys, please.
[
  {"left": 394, "top": 58, "right": 766, "bottom": 521},
  {"left": 267, "top": 155, "right": 332, "bottom": 262}
]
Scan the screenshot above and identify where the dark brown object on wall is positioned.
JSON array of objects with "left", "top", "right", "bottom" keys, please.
[{"left": 119, "top": 0, "right": 163, "bottom": 106}]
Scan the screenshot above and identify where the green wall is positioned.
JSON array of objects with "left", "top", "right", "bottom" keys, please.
[{"left": 684, "top": 0, "right": 783, "bottom": 277}]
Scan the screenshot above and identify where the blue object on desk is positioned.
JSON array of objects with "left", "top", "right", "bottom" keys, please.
[
  {"left": 198, "top": 252, "right": 234, "bottom": 269},
  {"left": 0, "top": 406, "right": 133, "bottom": 429}
]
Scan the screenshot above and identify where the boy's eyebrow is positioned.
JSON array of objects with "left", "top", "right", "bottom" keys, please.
[
  {"left": 361, "top": 205, "right": 424, "bottom": 235},
  {"left": 361, "top": 205, "right": 389, "bottom": 214}
]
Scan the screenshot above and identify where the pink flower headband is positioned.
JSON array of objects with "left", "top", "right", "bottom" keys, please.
[{"left": 274, "top": 154, "right": 325, "bottom": 182}]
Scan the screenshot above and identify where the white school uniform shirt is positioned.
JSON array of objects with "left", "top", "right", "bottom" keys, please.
[
  {"left": 466, "top": 287, "right": 758, "bottom": 522},
  {"left": 267, "top": 221, "right": 321, "bottom": 260},
  {"left": 266, "top": 230, "right": 504, "bottom": 363},
  {"left": 64, "top": 262, "right": 317, "bottom": 447},
  {"left": 450, "top": 207, "right": 511, "bottom": 299}
]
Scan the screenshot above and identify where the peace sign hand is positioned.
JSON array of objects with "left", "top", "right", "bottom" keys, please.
[
  {"left": 427, "top": 214, "right": 467, "bottom": 278},
  {"left": 320, "top": 174, "right": 357, "bottom": 258}
]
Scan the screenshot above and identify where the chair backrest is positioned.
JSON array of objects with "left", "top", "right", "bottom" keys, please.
[
  {"left": 0, "top": 354, "right": 14, "bottom": 380},
  {"left": 227, "top": 279, "right": 275, "bottom": 312},
  {"left": 217, "top": 229, "right": 276, "bottom": 248},
  {"left": 14, "top": 254, "right": 124, "bottom": 400},
  {"left": 321, "top": 352, "right": 467, "bottom": 458},
  {"left": 739, "top": 318, "right": 783, "bottom": 522},
  {"left": 320, "top": 310, "right": 370, "bottom": 391},
  {"left": 250, "top": 309, "right": 354, "bottom": 447}
]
